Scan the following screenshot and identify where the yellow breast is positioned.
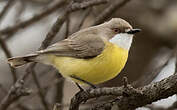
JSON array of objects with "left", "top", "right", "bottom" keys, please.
[{"left": 51, "top": 42, "right": 128, "bottom": 84}]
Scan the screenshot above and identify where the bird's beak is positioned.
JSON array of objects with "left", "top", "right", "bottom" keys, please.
[{"left": 127, "top": 29, "right": 141, "bottom": 34}]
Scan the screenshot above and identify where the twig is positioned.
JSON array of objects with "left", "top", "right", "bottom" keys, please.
[
  {"left": 12, "top": 76, "right": 64, "bottom": 109},
  {"left": 65, "top": 15, "right": 70, "bottom": 38},
  {"left": 93, "top": 0, "right": 132, "bottom": 25},
  {"left": 53, "top": 103, "right": 62, "bottom": 110},
  {"left": 122, "top": 77, "right": 128, "bottom": 88},
  {"left": 53, "top": 74, "right": 64, "bottom": 106},
  {"left": 72, "top": 7, "right": 92, "bottom": 33},
  {"left": 77, "top": 8, "right": 92, "bottom": 30},
  {"left": 29, "top": 69, "right": 50, "bottom": 110},
  {"left": 69, "top": 0, "right": 108, "bottom": 12},
  {"left": 0, "top": 80, "right": 31, "bottom": 110},
  {"left": 0, "top": 0, "right": 16, "bottom": 24},
  {"left": 13, "top": 0, "right": 26, "bottom": 23}
]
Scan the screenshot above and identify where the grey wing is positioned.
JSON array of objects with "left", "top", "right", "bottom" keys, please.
[{"left": 37, "top": 34, "right": 105, "bottom": 58}]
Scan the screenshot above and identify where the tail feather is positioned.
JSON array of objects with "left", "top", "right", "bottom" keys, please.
[{"left": 8, "top": 54, "right": 38, "bottom": 68}]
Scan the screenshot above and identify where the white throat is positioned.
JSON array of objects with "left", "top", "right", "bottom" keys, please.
[{"left": 109, "top": 33, "right": 133, "bottom": 50}]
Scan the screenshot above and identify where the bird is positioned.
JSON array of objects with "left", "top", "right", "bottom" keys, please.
[{"left": 8, "top": 18, "right": 141, "bottom": 87}]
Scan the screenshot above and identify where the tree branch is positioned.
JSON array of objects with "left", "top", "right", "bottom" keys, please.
[{"left": 70, "top": 73, "right": 177, "bottom": 110}]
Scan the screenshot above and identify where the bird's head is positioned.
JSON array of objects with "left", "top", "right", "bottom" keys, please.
[{"left": 99, "top": 18, "right": 141, "bottom": 50}]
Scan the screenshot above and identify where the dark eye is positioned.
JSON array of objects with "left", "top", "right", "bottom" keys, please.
[{"left": 113, "top": 28, "right": 120, "bottom": 33}]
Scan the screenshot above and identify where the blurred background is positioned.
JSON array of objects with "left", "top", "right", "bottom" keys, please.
[{"left": 0, "top": 0, "right": 177, "bottom": 110}]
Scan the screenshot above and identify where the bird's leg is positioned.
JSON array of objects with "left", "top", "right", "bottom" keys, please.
[
  {"left": 75, "top": 82, "right": 84, "bottom": 91},
  {"left": 70, "top": 75, "right": 97, "bottom": 89},
  {"left": 71, "top": 75, "right": 99, "bottom": 104}
]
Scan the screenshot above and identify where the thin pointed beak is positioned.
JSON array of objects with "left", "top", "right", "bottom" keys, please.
[{"left": 127, "top": 29, "right": 141, "bottom": 34}]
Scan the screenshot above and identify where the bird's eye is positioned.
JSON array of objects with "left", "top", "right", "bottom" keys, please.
[{"left": 113, "top": 28, "right": 120, "bottom": 33}]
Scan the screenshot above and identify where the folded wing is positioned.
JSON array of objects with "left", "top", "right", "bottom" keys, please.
[{"left": 38, "top": 34, "right": 105, "bottom": 59}]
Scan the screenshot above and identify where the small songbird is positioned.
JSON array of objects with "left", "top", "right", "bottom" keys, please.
[{"left": 8, "top": 18, "right": 141, "bottom": 86}]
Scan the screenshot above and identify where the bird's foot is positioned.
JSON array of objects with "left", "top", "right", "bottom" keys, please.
[
  {"left": 75, "top": 82, "right": 93, "bottom": 104},
  {"left": 71, "top": 75, "right": 98, "bottom": 103}
]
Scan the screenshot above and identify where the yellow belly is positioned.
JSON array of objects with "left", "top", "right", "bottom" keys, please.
[{"left": 50, "top": 42, "right": 128, "bottom": 84}]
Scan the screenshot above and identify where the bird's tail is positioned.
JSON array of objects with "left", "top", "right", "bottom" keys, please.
[{"left": 8, "top": 54, "right": 38, "bottom": 68}]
